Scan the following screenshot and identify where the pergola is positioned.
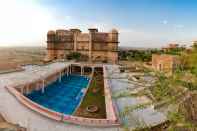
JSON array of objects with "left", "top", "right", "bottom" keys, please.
[{"left": 1, "top": 62, "right": 71, "bottom": 95}]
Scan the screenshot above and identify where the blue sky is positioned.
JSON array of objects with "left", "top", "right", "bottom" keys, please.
[{"left": 0, "top": 0, "right": 197, "bottom": 47}]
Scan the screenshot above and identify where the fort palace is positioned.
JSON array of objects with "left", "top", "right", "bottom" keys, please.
[{"left": 45, "top": 28, "right": 119, "bottom": 64}]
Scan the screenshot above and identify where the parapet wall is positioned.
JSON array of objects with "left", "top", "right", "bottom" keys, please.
[{"left": 103, "top": 66, "right": 118, "bottom": 121}]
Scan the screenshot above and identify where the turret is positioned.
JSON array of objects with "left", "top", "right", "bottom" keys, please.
[
  {"left": 56, "top": 29, "right": 68, "bottom": 42},
  {"left": 70, "top": 29, "right": 81, "bottom": 34},
  {"left": 110, "top": 28, "right": 118, "bottom": 42},
  {"left": 47, "top": 30, "right": 56, "bottom": 42},
  {"left": 88, "top": 28, "right": 98, "bottom": 62},
  {"left": 70, "top": 29, "right": 81, "bottom": 51}
]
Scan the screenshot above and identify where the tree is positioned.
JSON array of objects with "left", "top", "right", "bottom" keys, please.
[{"left": 66, "top": 52, "right": 89, "bottom": 61}]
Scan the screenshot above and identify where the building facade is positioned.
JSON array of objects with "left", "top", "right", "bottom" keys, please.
[
  {"left": 152, "top": 54, "right": 180, "bottom": 74},
  {"left": 45, "top": 28, "right": 119, "bottom": 64},
  {"left": 162, "top": 43, "right": 179, "bottom": 52}
]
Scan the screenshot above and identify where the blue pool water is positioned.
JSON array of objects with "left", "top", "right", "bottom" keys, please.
[{"left": 26, "top": 74, "right": 90, "bottom": 115}]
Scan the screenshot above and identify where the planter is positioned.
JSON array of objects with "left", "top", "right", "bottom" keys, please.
[{"left": 86, "top": 105, "right": 99, "bottom": 113}]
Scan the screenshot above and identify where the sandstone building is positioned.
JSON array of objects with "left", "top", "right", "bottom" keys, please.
[
  {"left": 152, "top": 54, "right": 180, "bottom": 74},
  {"left": 162, "top": 43, "right": 179, "bottom": 52},
  {"left": 45, "top": 28, "right": 119, "bottom": 63}
]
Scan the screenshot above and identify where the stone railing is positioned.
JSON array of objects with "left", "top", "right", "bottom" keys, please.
[
  {"left": 103, "top": 65, "right": 121, "bottom": 125},
  {"left": 62, "top": 115, "right": 119, "bottom": 126}
]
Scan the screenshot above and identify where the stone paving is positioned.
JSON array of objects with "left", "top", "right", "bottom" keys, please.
[{"left": 105, "top": 65, "right": 167, "bottom": 130}]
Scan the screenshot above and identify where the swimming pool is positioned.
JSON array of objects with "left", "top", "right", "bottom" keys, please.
[{"left": 25, "top": 74, "right": 90, "bottom": 115}]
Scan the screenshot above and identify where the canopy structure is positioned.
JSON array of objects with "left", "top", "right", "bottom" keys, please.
[{"left": 0, "top": 62, "right": 70, "bottom": 88}]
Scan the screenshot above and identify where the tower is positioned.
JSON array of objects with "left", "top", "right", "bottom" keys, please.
[
  {"left": 108, "top": 29, "right": 119, "bottom": 63},
  {"left": 46, "top": 30, "right": 56, "bottom": 60},
  {"left": 70, "top": 29, "right": 81, "bottom": 52},
  {"left": 88, "top": 28, "right": 98, "bottom": 62}
]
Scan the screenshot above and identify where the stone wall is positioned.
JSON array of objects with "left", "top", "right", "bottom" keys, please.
[{"left": 152, "top": 54, "right": 180, "bottom": 73}]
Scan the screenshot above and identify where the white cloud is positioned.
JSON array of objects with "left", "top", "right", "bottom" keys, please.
[{"left": 162, "top": 20, "right": 168, "bottom": 25}]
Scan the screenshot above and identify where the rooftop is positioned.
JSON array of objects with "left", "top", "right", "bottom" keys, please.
[{"left": 0, "top": 62, "right": 167, "bottom": 131}]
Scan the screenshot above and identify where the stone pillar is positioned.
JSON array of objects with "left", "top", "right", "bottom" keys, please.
[
  {"left": 26, "top": 84, "right": 29, "bottom": 94},
  {"left": 68, "top": 66, "right": 70, "bottom": 74},
  {"left": 42, "top": 80, "right": 45, "bottom": 93},
  {"left": 81, "top": 66, "right": 83, "bottom": 75},
  {"left": 70, "top": 29, "right": 81, "bottom": 52},
  {"left": 91, "top": 67, "right": 94, "bottom": 76},
  {"left": 66, "top": 67, "right": 68, "bottom": 76},
  {"left": 59, "top": 71, "right": 62, "bottom": 82},
  {"left": 88, "top": 29, "right": 98, "bottom": 62},
  {"left": 89, "top": 33, "right": 92, "bottom": 62},
  {"left": 74, "top": 33, "right": 77, "bottom": 52}
]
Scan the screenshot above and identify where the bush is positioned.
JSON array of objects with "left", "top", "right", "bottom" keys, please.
[{"left": 66, "top": 52, "right": 88, "bottom": 61}]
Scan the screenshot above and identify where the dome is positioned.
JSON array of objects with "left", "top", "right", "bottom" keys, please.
[
  {"left": 47, "top": 30, "right": 55, "bottom": 35},
  {"left": 111, "top": 28, "right": 118, "bottom": 33}
]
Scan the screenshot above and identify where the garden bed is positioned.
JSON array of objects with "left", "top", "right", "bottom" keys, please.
[{"left": 74, "top": 68, "right": 106, "bottom": 118}]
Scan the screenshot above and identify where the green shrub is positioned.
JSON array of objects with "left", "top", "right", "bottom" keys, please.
[{"left": 66, "top": 52, "right": 88, "bottom": 61}]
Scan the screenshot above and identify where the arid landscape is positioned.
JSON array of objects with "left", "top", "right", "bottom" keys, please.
[{"left": 0, "top": 47, "right": 45, "bottom": 72}]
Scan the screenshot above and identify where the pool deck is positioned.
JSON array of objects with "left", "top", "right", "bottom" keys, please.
[
  {"left": 0, "top": 62, "right": 119, "bottom": 131},
  {"left": 0, "top": 62, "right": 167, "bottom": 131}
]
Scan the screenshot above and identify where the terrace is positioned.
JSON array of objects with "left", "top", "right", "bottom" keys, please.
[
  {"left": 0, "top": 62, "right": 168, "bottom": 131},
  {"left": 104, "top": 65, "right": 167, "bottom": 129},
  {"left": 0, "top": 62, "right": 119, "bottom": 131}
]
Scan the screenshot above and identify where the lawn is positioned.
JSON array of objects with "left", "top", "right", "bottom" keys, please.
[{"left": 74, "top": 68, "right": 106, "bottom": 118}]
